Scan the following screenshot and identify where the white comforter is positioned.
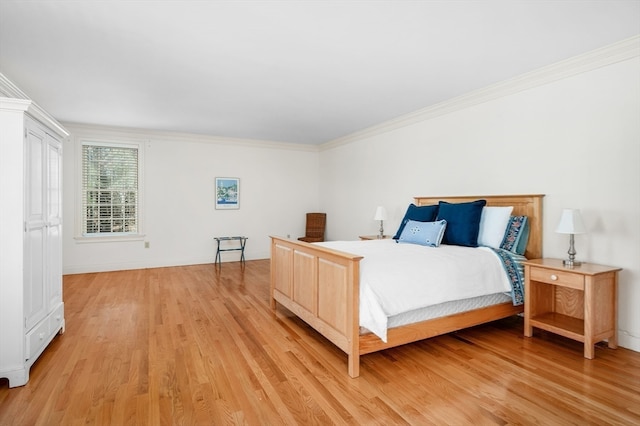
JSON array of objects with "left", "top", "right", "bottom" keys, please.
[{"left": 316, "top": 239, "right": 511, "bottom": 342}]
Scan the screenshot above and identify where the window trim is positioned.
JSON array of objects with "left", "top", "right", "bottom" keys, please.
[{"left": 75, "top": 138, "right": 145, "bottom": 242}]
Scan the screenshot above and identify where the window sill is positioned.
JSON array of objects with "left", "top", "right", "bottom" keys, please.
[{"left": 74, "top": 234, "right": 146, "bottom": 244}]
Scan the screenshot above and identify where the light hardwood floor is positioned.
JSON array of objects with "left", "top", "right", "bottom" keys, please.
[{"left": 1, "top": 260, "right": 639, "bottom": 425}]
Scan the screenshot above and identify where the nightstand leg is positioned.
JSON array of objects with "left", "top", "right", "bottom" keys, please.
[
  {"left": 609, "top": 273, "right": 619, "bottom": 349},
  {"left": 524, "top": 264, "right": 533, "bottom": 337},
  {"left": 584, "top": 341, "right": 595, "bottom": 359},
  {"left": 608, "top": 333, "right": 618, "bottom": 349},
  {"left": 584, "top": 278, "right": 595, "bottom": 359}
]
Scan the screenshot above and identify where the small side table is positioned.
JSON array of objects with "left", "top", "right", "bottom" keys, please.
[
  {"left": 214, "top": 236, "right": 248, "bottom": 264},
  {"left": 359, "top": 235, "right": 391, "bottom": 241},
  {"left": 523, "top": 258, "right": 621, "bottom": 359}
]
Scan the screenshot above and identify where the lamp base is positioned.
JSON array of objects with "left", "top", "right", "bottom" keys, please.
[{"left": 563, "top": 234, "right": 582, "bottom": 268}]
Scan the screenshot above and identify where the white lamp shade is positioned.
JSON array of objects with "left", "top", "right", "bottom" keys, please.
[
  {"left": 555, "top": 209, "right": 586, "bottom": 234},
  {"left": 374, "top": 206, "right": 387, "bottom": 221}
]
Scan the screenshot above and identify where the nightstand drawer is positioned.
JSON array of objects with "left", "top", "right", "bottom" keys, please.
[{"left": 529, "top": 267, "right": 584, "bottom": 290}]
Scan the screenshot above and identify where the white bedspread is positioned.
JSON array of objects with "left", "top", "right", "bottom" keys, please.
[{"left": 316, "top": 239, "right": 511, "bottom": 342}]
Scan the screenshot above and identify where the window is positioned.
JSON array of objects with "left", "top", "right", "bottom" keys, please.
[{"left": 80, "top": 141, "right": 142, "bottom": 237}]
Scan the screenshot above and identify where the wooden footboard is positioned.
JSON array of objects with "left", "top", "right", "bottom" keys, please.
[
  {"left": 270, "top": 236, "right": 364, "bottom": 377},
  {"left": 271, "top": 194, "right": 543, "bottom": 378}
]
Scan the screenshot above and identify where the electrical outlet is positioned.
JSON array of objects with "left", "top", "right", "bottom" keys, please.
[
  {"left": 287, "top": 234, "right": 290, "bottom": 239},
  {"left": 144, "top": 241, "right": 150, "bottom": 248}
]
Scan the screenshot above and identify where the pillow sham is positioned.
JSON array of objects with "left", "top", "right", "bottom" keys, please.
[
  {"left": 500, "top": 215, "right": 530, "bottom": 255},
  {"left": 478, "top": 206, "right": 514, "bottom": 249},
  {"left": 436, "top": 199, "right": 486, "bottom": 247},
  {"left": 393, "top": 203, "right": 439, "bottom": 239},
  {"left": 397, "top": 219, "right": 447, "bottom": 247}
]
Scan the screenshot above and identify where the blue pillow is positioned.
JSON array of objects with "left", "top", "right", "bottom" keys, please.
[
  {"left": 436, "top": 200, "right": 486, "bottom": 247},
  {"left": 393, "top": 204, "right": 439, "bottom": 239},
  {"left": 500, "top": 216, "right": 530, "bottom": 255},
  {"left": 397, "top": 220, "right": 447, "bottom": 247}
]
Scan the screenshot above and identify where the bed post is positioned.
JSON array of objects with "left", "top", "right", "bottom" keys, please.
[
  {"left": 348, "top": 259, "right": 360, "bottom": 378},
  {"left": 270, "top": 238, "right": 276, "bottom": 310},
  {"left": 348, "top": 355, "right": 360, "bottom": 378}
]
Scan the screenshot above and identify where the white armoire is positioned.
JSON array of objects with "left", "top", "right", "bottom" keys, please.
[{"left": 0, "top": 74, "right": 69, "bottom": 387}]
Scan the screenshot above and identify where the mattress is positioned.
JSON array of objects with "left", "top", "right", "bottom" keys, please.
[
  {"left": 358, "top": 292, "right": 512, "bottom": 335},
  {"left": 317, "top": 239, "right": 513, "bottom": 342},
  {"left": 386, "top": 291, "right": 512, "bottom": 329}
]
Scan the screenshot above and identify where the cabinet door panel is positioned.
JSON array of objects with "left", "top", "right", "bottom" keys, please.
[
  {"left": 47, "top": 224, "right": 63, "bottom": 307},
  {"left": 24, "top": 123, "right": 48, "bottom": 330},
  {"left": 26, "top": 126, "right": 45, "bottom": 224},
  {"left": 25, "top": 227, "right": 46, "bottom": 330},
  {"left": 46, "top": 136, "right": 62, "bottom": 225},
  {"left": 46, "top": 135, "right": 63, "bottom": 308}
]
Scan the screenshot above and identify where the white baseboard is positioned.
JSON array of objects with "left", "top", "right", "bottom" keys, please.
[
  {"left": 63, "top": 253, "right": 269, "bottom": 275},
  {"left": 618, "top": 330, "right": 640, "bottom": 353}
]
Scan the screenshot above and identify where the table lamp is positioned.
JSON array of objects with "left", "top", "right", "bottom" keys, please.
[
  {"left": 555, "top": 208, "right": 586, "bottom": 266},
  {"left": 374, "top": 206, "right": 387, "bottom": 239}
]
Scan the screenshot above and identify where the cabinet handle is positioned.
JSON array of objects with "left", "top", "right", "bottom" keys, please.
[
  {"left": 39, "top": 332, "right": 45, "bottom": 340},
  {"left": 550, "top": 274, "right": 558, "bottom": 281}
]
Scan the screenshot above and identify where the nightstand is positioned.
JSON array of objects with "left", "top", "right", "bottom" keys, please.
[
  {"left": 359, "top": 235, "right": 391, "bottom": 240},
  {"left": 523, "top": 258, "right": 621, "bottom": 359}
]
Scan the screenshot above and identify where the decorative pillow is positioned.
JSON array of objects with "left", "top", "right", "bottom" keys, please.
[
  {"left": 392, "top": 204, "right": 439, "bottom": 240},
  {"left": 436, "top": 199, "right": 486, "bottom": 247},
  {"left": 500, "top": 216, "right": 530, "bottom": 255},
  {"left": 478, "top": 206, "right": 514, "bottom": 249},
  {"left": 397, "top": 219, "right": 447, "bottom": 247}
]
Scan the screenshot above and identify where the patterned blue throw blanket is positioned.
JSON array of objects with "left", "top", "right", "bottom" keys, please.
[{"left": 490, "top": 247, "right": 527, "bottom": 306}]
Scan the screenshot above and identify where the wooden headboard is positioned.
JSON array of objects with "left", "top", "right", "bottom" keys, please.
[{"left": 413, "top": 194, "right": 544, "bottom": 260}]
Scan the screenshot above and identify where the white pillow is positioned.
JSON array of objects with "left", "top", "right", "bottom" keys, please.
[{"left": 478, "top": 206, "right": 514, "bottom": 249}]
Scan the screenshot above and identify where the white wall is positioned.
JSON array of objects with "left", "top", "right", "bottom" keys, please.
[
  {"left": 62, "top": 125, "right": 319, "bottom": 273},
  {"left": 318, "top": 53, "right": 640, "bottom": 351}
]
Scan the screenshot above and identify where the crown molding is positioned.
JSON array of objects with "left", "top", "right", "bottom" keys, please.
[
  {"left": 62, "top": 122, "right": 320, "bottom": 152},
  {"left": 0, "top": 73, "right": 31, "bottom": 99},
  {"left": 321, "top": 35, "right": 640, "bottom": 151},
  {"left": 0, "top": 73, "right": 69, "bottom": 138}
]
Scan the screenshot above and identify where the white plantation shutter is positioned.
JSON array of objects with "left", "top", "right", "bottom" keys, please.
[{"left": 82, "top": 143, "right": 139, "bottom": 235}]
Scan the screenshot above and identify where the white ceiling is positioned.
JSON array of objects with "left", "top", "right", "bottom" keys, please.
[{"left": 1, "top": 1, "right": 639, "bottom": 144}]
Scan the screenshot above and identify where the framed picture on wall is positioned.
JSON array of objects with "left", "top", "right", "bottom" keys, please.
[{"left": 215, "top": 177, "right": 240, "bottom": 210}]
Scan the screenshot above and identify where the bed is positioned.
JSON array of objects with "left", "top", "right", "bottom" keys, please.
[{"left": 270, "top": 194, "right": 544, "bottom": 377}]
